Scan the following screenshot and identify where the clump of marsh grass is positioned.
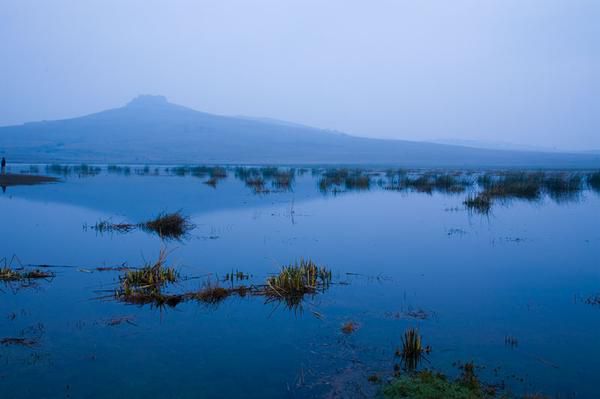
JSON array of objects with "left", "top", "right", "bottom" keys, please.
[
  {"left": 203, "top": 176, "right": 219, "bottom": 187},
  {"left": 209, "top": 166, "right": 227, "bottom": 179},
  {"left": 121, "top": 263, "right": 177, "bottom": 288},
  {"left": 266, "top": 259, "right": 331, "bottom": 296},
  {"left": 542, "top": 173, "right": 583, "bottom": 202},
  {"left": 0, "top": 257, "right": 55, "bottom": 283},
  {"left": 73, "top": 163, "right": 102, "bottom": 177},
  {"left": 192, "top": 279, "right": 252, "bottom": 306},
  {"left": 235, "top": 167, "right": 295, "bottom": 193},
  {"left": 193, "top": 281, "right": 231, "bottom": 305},
  {"left": 587, "top": 172, "right": 600, "bottom": 192},
  {"left": 245, "top": 176, "right": 267, "bottom": 193},
  {"left": 482, "top": 172, "right": 542, "bottom": 201},
  {"left": 396, "top": 327, "right": 430, "bottom": 371},
  {"left": 264, "top": 259, "right": 332, "bottom": 309},
  {"left": 107, "top": 164, "right": 132, "bottom": 175},
  {"left": 344, "top": 174, "right": 371, "bottom": 190},
  {"left": 430, "top": 173, "right": 470, "bottom": 193},
  {"left": 224, "top": 270, "right": 250, "bottom": 282},
  {"left": 0, "top": 267, "right": 24, "bottom": 281},
  {"left": 319, "top": 169, "right": 371, "bottom": 192},
  {"left": 463, "top": 193, "right": 492, "bottom": 214},
  {"left": 45, "top": 164, "right": 72, "bottom": 176},
  {"left": 464, "top": 170, "right": 590, "bottom": 213},
  {"left": 115, "top": 249, "right": 180, "bottom": 307},
  {"left": 88, "top": 211, "right": 194, "bottom": 239},
  {"left": 383, "top": 171, "right": 471, "bottom": 194},
  {"left": 141, "top": 211, "right": 195, "bottom": 239},
  {"left": 272, "top": 169, "right": 295, "bottom": 190},
  {"left": 164, "top": 165, "right": 227, "bottom": 180}
]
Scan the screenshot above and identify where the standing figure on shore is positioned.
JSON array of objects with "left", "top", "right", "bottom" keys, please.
[{"left": 1, "top": 157, "right": 5, "bottom": 174}]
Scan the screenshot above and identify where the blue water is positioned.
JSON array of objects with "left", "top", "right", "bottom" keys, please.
[{"left": 1, "top": 167, "right": 599, "bottom": 398}]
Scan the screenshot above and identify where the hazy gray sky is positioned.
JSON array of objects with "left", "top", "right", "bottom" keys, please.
[{"left": 1, "top": 0, "right": 598, "bottom": 150}]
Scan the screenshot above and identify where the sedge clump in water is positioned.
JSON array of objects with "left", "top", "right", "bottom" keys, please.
[
  {"left": 0, "top": 257, "right": 54, "bottom": 283},
  {"left": 396, "top": 328, "right": 431, "bottom": 371},
  {"left": 141, "top": 211, "right": 195, "bottom": 239},
  {"left": 115, "top": 249, "right": 180, "bottom": 307},
  {"left": 264, "top": 259, "right": 332, "bottom": 309}
]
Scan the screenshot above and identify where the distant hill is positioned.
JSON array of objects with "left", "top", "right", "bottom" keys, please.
[
  {"left": 427, "top": 138, "right": 564, "bottom": 153},
  {"left": 1, "top": 95, "right": 599, "bottom": 168}
]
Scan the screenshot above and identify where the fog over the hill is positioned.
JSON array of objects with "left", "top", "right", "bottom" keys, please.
[
  {"left": 1, "top": 95, "right": 599, "bottom": 168},
  {"left": 1, "top": 1, "right": 599, "bottom": 151}
]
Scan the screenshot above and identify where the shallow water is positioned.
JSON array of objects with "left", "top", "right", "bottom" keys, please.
[{"left": 1, "top": 167, "right": 599, "bottom": 398}]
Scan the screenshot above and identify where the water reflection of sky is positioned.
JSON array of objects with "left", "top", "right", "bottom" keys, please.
[{"left": 0, "top": 171, "right": 599, "bottom": 398}]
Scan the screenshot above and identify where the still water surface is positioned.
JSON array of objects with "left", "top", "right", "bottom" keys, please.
[{"left": 0, "top": 167, "right": 599, "bottom": 398}]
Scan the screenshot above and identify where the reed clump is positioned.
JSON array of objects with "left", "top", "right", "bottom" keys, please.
[
  {"left": 264, "top": 259, "right": 332, "bottom": 308},
  {"left": 266, "top": 259, "right": 331, "bottom": 297},
  {"left": 107, "top": 165, "right": 131, "bottom": 175},
  {"left": 245, "top": 176, "right": 267, "bottom": 192},
  {"left": 90, "top": 211, "right": 194, "bottom": 238},
  {"left": 272, "top": 169, "right": 295, "bottom": 190},
  {"left": 384, "top": 172, "right": 470, "bottom": 194},
  {"left": 588, "top": 172, "right": 600, "bottom": 192},
  {"left": 194, "top": 282, "right": 231, "bottom": 305},
  {"left": 482, "top": 172, "right": 542, "bottom": 200},
  {"left": 542, "top": 173, "right": 583, "bottom": 201},
  {"left": 344, "top": 174, "right": 371, "bottom": 190},
  {"left": 142, "top": 211, "right": 195, "bottom": 239},
  {"left": 319, "top": 169, "right": 372, "bottom": 192},
  {"left": 396, "top": 328, "right": 430, "bottom": 371},
  {"left": 115, "top": 249, "right": 180, "bottom": 306},
  {"left": 236, "top": 167, "right": 295, "bottom": 192},
  {"left": 224, "top": 270, "right": 250, "bottom": 282},
  {"left": 0, "top": 266, "right": 54, "bottom": 282},
  {"left": 463, "top": 193, "right": 492, "bottom": 214}
]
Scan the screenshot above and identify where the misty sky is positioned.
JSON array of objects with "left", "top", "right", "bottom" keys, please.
[{"left": 1, "top": 0, "right": 599, "bottom": 151}]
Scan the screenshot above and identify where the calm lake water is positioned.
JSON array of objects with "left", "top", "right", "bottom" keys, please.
[{"left": 1, "top": 166, "right": 599, "bottom": 398}]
